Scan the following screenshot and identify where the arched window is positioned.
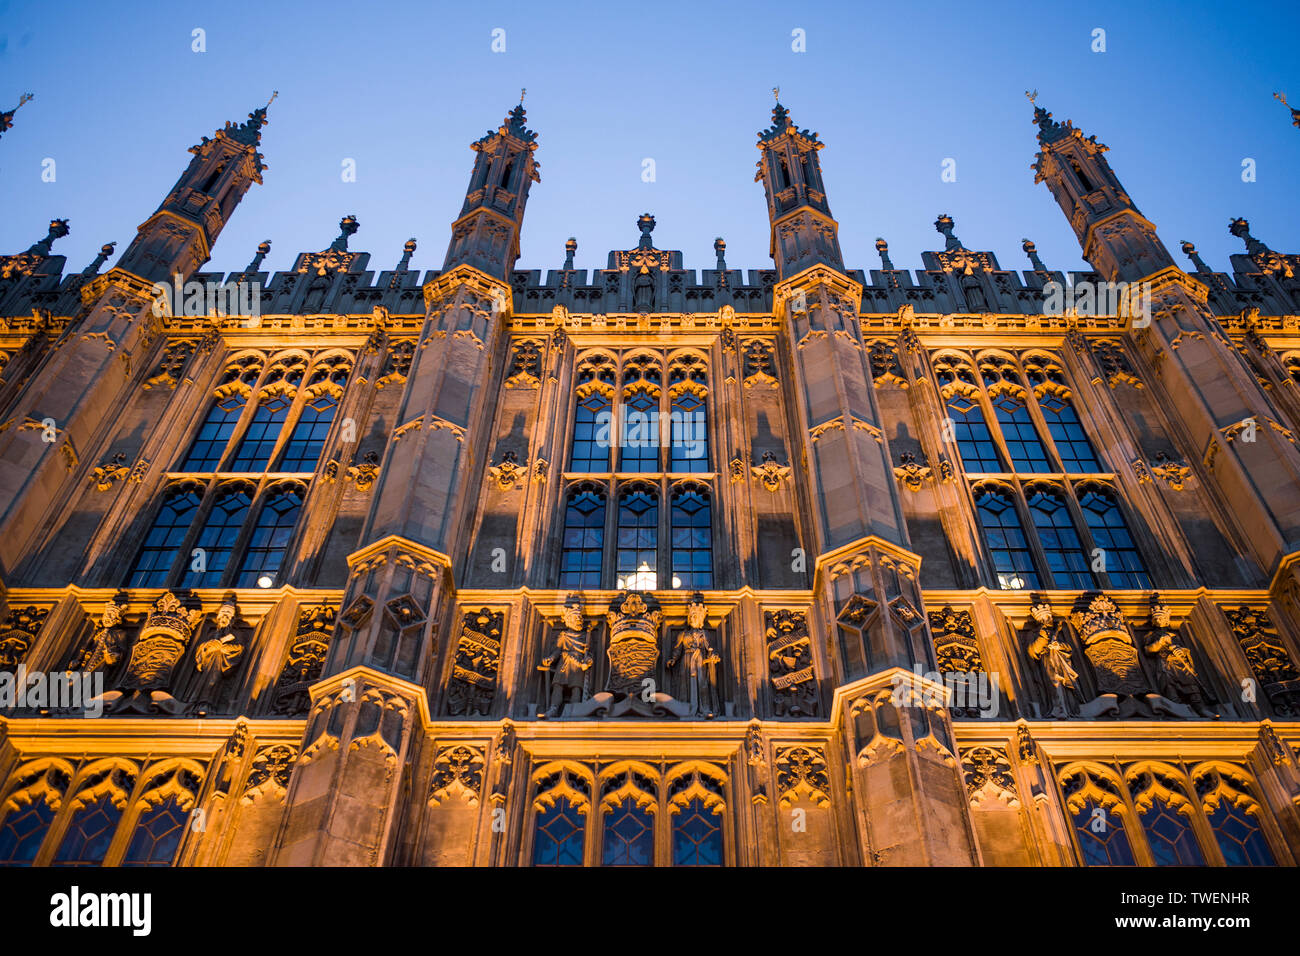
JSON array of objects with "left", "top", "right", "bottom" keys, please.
[
  {"left": 1206, "top": 802, "right": 1273, "bottom": 865},
  {"left": 121, "top": 798, "right": 188, "bottom": 867},
  {"left": 669, "top": 392, "right": 708, "bottom": 472},
  {"left": 180, "top": 484, "right": 253, "bottom": 589},
  {"left": 1027, "top": 489, "right": 1093, "bottom": 589},
  {"left": 1071, "top": 799, "right": 1136, "bottom": 865},
  {"left": 532, "top": 798, "right": 586, "bottom": 866},
  {"left": 1039, "top": 394, "right": 1101, "bottom": 472},
  {"left": 179, "top": 394, "right": 245, "bottom": 471},
  {"left": 992, "top": 395, "right": 1052, "bottom": 473},
  {"left": 229, "top": 395, "right": 291, "bottom": 471},
  {"left": 620, "top": 389, "right": 660, "bottom": 473},
  {"left": 52, "top": 795, "right": 122, "bottom": 867},
  {"left": 1071, "top": 160, "right": 1095, "bottom": 193},
  {"left": 128, "top": 485, "right": 202, "bottom": 587},
  {"left": 671, "top": 798, "right": 723, "bottom": 866},
  {"left": 946, "top": 396, "right": 1003, "bottom": 472},
  {"left": 0, "top": 800, "right": 55, "bottom": 866},
  {"left": 1138, "top": 799, "right": 1205, "bottom": 866},
  {"left": 975, "top": 488, "right": 1039, "bottom": 590},
  {"left": 670, "top": 488, "right": 712, "bottom": 589},
  {"left": 279, "top": 393, "right": 337, "bottom": 472},
  {"left": 602, "top": 798, "right": 654, "bottom": 866},
  {"left": 235, "top": 486, "right": 303, "bottom": 588},
  {"left": 616, "top": 488, "right": 658, "bottom": 590},
  {"left": 559, "top": 488, "right": 605, "bottom": 589},
  {"left": 1078, "top": 488, "right": 1149, "bottom": 588},
  {"left": 570, "top": 393, "right": 612, "bottom": 473}
]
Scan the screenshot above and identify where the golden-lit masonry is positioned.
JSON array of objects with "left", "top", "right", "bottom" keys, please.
[{"left": 0, "top": 97, "right": 1298, "bottom": 866}]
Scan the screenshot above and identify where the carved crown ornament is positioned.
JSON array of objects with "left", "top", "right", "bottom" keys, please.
[{"left": 750, "top": 451, "right": 791, "bottom": 491}]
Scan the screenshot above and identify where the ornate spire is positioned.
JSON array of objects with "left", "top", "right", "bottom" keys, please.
[
  {"left": 1028, "top": 94, "right": 1105, "bottom": 150},
  {"left": 1275, "top": 92, "right": 1300, "bottom": 129},
  {"left": 759, "top": 95, "right": 818, "bottom": 144},
  {"left": 0, "top": 92, "right": 33, "bottom": 140},
  {"left": 229, "top": 91, "right": 276, "bottom": 148},
  {"left": 24, "top": 218, "right": 69, "bottom": 257},
  {"left": 636, "top": 213, "right": 656, "bottom": 250}
]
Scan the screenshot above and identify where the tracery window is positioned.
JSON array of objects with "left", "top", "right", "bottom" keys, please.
[
  {"left": 935, "top": 350, "right": 1150, "bottom": 590},
  {"left": 560, "top": 350, "right": 715, "bottom": 590},
  {"left": 1057, "top": 762, "right": 1283, "bottom": 867},
  {"left": 528, "top": 762, "right": 728, "bottom": 867},
  {"left": 126, "top": 350, "right": 351, "bottom": 589},
  {"left": 0, "top": 763, "right": 70, "bottom": 867}
]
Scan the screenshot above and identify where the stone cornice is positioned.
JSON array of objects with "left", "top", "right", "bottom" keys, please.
[{"left": 422, "top": 262, "right": 511, "bottom": 309}]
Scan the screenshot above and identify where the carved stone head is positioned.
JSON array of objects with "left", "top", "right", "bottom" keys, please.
[
  {"left": 1029, "top": 596, "right": 1054, "bottom": 627},
  {"left": 560, "top": 595, "right": 584, "bottom": 632},
  {"left": 1149, "top": 597, "right": 1171, "bottom": 629},
  {"left": 215, "top": 602, "right": 238, "bottom": 630},
  {"left": 686, "top": 593, "right": 708, "bottom": 630},
  {"left": 101, "top": 600, "right": 126, "bottom": 628}
]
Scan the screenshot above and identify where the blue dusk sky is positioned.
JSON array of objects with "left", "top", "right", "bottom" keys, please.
[{"left": 1, "top": 0, "right": 1297, "bottom": 282}]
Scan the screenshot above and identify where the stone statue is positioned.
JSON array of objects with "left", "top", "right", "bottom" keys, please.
[
  {"left": 1143, "top": 598, "right": 1217, "bottom": 719},
  {"left": 1026, "top": 598, "right": 1079, "bottom": 718},
  {"left": 99, "top": 592, "right": 204, "bottom": 715},
  {"left": 666, "top": 593, "right": 720, "bottom": 718},
  {"left": 538, "top": 596, "right": 592, "bottom": 718},
  {"left": 78, "top": 597, "right": 130, "bottom": 673},
  {"left": 189, "top": 601, "right": 247, "bottom": 715}
]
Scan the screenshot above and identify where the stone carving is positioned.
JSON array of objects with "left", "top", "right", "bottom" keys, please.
[
  {"left": 75, "top": 597, "right": 130, "bottom": 673},
  {"left": 1025, "top": 597, "right": 1080, "bottom": 718},
  {"left": 1226, "top": 606, "right": 1300, "bottom": 716},
  {"left": 1088, "top": 339, "right": 1143, "bottom": 389},
  {"left": 928, "top": 605, "right": 986, "bottom": 718},
  {"left": 504, "top": 338, "right": 542, "bottom": 388},
  {"left": 490, "top": 719, "right": 515, "bottom": 803},
  {"left": 764, "top": 609, "right": 818, "bottom": 717},
  {"left": 346, "top": 451, "right": 380, "bottom": 491},
  {"left": 189, "top": 599, "right": 247, "bottom": 716},
  {"left": 961, "top": 746, "right": 1019, "bottom": 808},
  {"left": 447, "top": 608, "right": 502, "bottom": 717},
  {"left": 487, "top": 451, "right": 527, "bottom": 491},
  {"left": 242, "top": 745, "right": 298, "bottom": 803},
  {"left": 746, "top": 719, "right": 768, "bottom": 804},
  {"left": 604, "top": 591, "right": 662, "bottom": 696},
  {"left": 142, "top": 339, "right": 196, "bottom": 390},
  {"left": 868, "top": 340, "right": 907, "bottom": 388},
  {"left": 742, "top": 339, "right": 778, "bottom": 387},
  {"left": 750, "top": 450, "right": 791, "bottom": 492},
  {"left": 89, "top": 452, "right": 130, "bottom": 491},
  {"left": 273, "top": 605, "right": 337, "bottom": 716},
  {"left": 376, "top": 339, "right": 415, "bottom": 390},
  {"left": 665, "top": 593, "right": 721, "bottom": 718},
  {"left": 537, "top": 595, "right": 594, "bottom": 718},
  {"left": 774, "top": 745, "right": 831, "bottom": 808},
  {"left": 428, "top": 745, "right": 485, "bottom": 807},
  {"left": 1148, "top": 451, "right": 1192, "bottom": 490},
  {"left": 100, "top": 592, "right": 204, "bottom": 715},
  {"left": 1142, "top": 596, "right": 1217, "bottom": 718},
  {"left": 1066, "top": 594, "right": 1196, "bottom": 719},
  {"left": 894, "top": 451, "right": 933, "bottom": 491}
]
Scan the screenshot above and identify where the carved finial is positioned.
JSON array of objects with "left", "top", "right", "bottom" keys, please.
[
  {"left": 396, "top": 237, "right": 417, "bottom": 271},
  {"left": 875, "top": 237, "right": 894, "bottom": 270},
  {"left": 1180, "top": 240, "right": 1210, "bottom": 273},
  {"left": 25, "top": 218, "right": 70, "bottom": 257},
  {"left": 79, "top": 240, "right": 116, "bottom": 277},
  {"left": 328, "top": 215, "right": 359, "bottom": 253},
  {"left": 267, "top": 90, "right": 278, "bottom": 109},
  {"left": 0, "top": 92, "right": 33, "bottom": 138},
  {"left": 562, "top": 237, "right": 577, "bottom": 271},
  {"left": 1025, "top": 89, "right": 1038, "bottom": 104},
  {"left": 636, "top": 212, "right": 656, "bottom": 250},
  {"left": 934, "top": 213, "right": 964, "bottom": 251},
  {"left": 1022, "top": 238, "right": 1046, "bottom": 272},
  {"left": 520, "top": 87, "right": 526, "bottom": 105},
  {"left": 1275, "top": 91, "right": 1300, "bottom": 128},
  {"left": 773, "top": 86, "right": 780, "bottom": 102}
]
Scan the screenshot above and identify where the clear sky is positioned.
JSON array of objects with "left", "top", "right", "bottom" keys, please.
[{"left": 1, "top": 0, "right": 1297, "bottom": 282}]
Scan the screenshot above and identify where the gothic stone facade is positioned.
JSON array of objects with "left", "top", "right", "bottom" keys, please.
[{"left": 0, "top": 99, "right": 1299, "bottom": 866}]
